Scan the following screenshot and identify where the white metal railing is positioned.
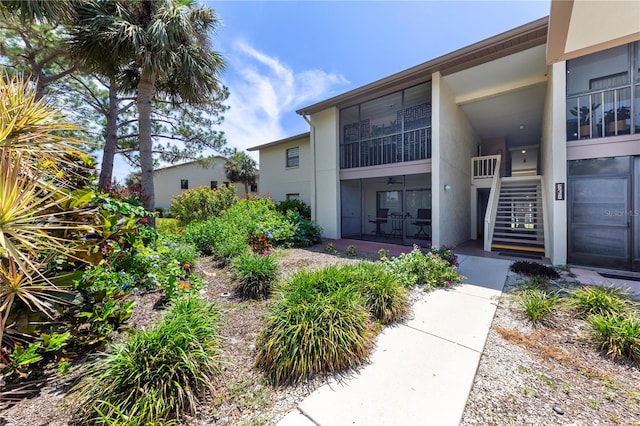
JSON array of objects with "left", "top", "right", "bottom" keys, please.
[
  {"left": 471, "top": 154, "right": 501, "bottom": 181},
  {"left": 483, "top": 155, "right": 502, "bottom": 252}
]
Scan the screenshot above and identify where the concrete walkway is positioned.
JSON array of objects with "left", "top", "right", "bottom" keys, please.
[{"left": 278, "top": 255, "right": 512, "bottom": 426}]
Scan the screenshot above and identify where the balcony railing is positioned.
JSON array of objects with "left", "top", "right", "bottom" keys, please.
[
  {"left": 567, "top": 84, "right": 635, "bottom": 141},
  {"left": 471, "top": 154, "right": 501, "bottom": 180},
  {"left": 340, "top": 127, "right": 431, "bottom": 169}
]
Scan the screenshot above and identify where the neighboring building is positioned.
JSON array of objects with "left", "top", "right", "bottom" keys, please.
[
  {"left": 153, "top": 157, "right": 258, "bottom": 210},
  {"left": 251, "top": 0, "right": 640, "bottom": 272},
  {"left": 247, "top": 132, "right": 311, "bottom": 205}
]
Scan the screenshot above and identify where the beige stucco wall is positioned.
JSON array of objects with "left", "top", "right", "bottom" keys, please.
[
  {"left": 432, "top": 72, "right": 479, "bottom": 247},
  {"left": 153, "top": 158, "right": 252, "bottom": 210},
  {"left": 542, "top": 62, "right": 568, "bottom": 265},
  {"left": 257, "top": 135, "right": 311, "bottom": 205},
  {"left": 311, "top": 108, "right": 340, "bottom": 238}
]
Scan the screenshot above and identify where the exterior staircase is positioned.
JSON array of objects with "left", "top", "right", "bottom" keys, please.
[{"left": 490, "top": 180, "right": 545, "bottom": 253}]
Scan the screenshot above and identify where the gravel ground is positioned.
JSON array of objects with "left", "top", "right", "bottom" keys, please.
[
  {"left": 461, "top": 273, "right": 640, "bottom": 426},
  {"left": 2, "top": 249, "right": 639, "bottom": 425}
]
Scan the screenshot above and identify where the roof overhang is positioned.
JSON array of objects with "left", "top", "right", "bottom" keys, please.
[
  {"left": 247, "top": 132, "right": 310, "bottom": 152},
  {"left": 296, "top": 17, "right": 549, "bottom": 116},
  {"left": 547, "top": 0, "right": 640, "bottom": 64}
]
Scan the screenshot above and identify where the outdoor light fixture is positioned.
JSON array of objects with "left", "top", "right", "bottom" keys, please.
[
  {"left": 521, "top": 149, "right": 527, "bottom": 154},
  {"left": 444, "top": 184, "right": 451, "bottom": 191},
  {"left": 519, "top": 124, "right": 525, "bottom": 130}
]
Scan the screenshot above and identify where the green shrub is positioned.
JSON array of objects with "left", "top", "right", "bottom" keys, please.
[
  {"left": 232, "top": 252, "right": 278, "bottom": 299},
  {"left": 427, "top": 245, "right": 459, "bottom": 267},
  {"left": 509, "top": 261, "right": 560, "bottom": 279},
  {"left": 156, "top": 218, "right": 180, "bottom": 235},
  {"left": 276, "top": 199, "right": 311, "bottom": 219},
  {"left": 346, "top": 244, "right": 357, "bottom": 256},
  {"left": 180, "top": 219, "right": 220, "bottom": 255},
  {"left": 569, "top": 285, "right": 632, "bottom": 318},
  {"left": 70, "top": 297, "right": 222, "bottom": 425},
  {"left": 325, "top": 243, "right": 337, "bottom": 254},
  {"left": 377, "top": 248, "right": 389, "bottom": 260},
  {"left": 256, "top": 266, "right": 376, "bottom": 385},
  {"left": 285, "top": 211, "right": 322, "bottom": 247},
  {"left": 381, "top": 246, "right": 464, "bottom": 289},
  {"left": 589, "top": 314, "right": 640, "bottom": 363},
  {"left": 170, "top": 185, "right": 237, "bottom": 224},
  {"left": 346, "top": 262, "right": 408, "bottom": 324},
  {"left": 519, "top": 289, "right": 558, "bottom": 325}
]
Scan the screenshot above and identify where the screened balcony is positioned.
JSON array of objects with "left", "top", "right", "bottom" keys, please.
[{"left": 340, "top": 82, "right": 432, "bottom": 170}]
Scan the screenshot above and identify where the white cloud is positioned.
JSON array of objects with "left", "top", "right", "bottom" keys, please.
[
  {"left": 111, "top": 40, "right": 347, "bottom": 180},
  {"left": 220, "top": 40, "right": 349, "bottom": 160}
]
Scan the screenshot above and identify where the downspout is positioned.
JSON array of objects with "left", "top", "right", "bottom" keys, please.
[{"left": 302, "top": 114, "right": 317, "bottom": 221}]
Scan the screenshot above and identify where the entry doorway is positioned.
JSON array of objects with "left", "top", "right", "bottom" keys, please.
[{"left": 476, "top": 188, "right": 490, "bottom": 239}]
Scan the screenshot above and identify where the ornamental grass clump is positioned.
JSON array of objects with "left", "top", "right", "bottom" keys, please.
[
  {"left": 589, "top": 313, "right": 640, "bottom": 364},
  {"left": 231, "top": 252, "right": 278, "bottom": 300},
  {"left": 256, "top": 266, "right": 374, "bottom": 385},
  {"left": 70, "top": 297, "right": 222, "bottom": 425},
  {"left": 519, "top": 289, "right": 558, "bottom": 326},
  {"left": 569, "top": 285, "right": 633, "bottom": 318},
  {"left": 344, "top": 262, "right": 408, "bottom": 324}
]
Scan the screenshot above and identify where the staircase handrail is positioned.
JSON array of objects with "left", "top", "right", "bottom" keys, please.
[{"left": 483, "top": 155, "right": 502, "bottom": 251}]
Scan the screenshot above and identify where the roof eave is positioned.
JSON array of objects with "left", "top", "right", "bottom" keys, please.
[{"left": 296, "top": 16, "right": 549, "bottom": 116}]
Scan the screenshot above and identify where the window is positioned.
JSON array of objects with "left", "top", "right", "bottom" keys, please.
[
  {"left": 339, "top": 82, "right": 432, "bottom": 169},
  {"left": 180, "top": 179, "right": 189, "bottom": 189},
  {"left": 286, "top": 147, "right": 299, "bottom": 168},
  {"left": 210, "top": 180, "right": 218, "bottom": 189},
  {"left": 250, "top": 182, "right": 258, "bottom": 193},
  {"left": 566, "top": 42, "right": 638, "bottom": 141},
  {"left": 286, "top": 193, "right": 300, "bottom": 200}
]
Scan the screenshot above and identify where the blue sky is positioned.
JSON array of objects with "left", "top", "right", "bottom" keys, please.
[{"left": 113, "top": 0, "right": 552, "bottom": 180}]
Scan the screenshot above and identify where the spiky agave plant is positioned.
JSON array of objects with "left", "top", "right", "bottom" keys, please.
[{"left": 0, "top": 73, "right": 94, "bottom": 346}]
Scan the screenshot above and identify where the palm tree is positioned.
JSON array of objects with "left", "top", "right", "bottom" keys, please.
[
  {"left": 225, "top": 149, "right": 258, "bottom": 195},
  {"left": 72, "top": 0, "right": 225, "bottom": 214}
]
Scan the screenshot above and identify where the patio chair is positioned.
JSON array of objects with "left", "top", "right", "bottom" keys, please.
[{"left": 412, "top": 208, "right": 431, "bottom": 238}]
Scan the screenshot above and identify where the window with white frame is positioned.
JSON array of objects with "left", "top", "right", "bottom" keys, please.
[
  {"left": 286, "top": 193, "right": 300, "bottom": 200},
  {"left": 180, "top": 179, "right": 189, "bottom": 189},
  {"left": 286, "top": 147, "right": 299, "bottom": 168}
]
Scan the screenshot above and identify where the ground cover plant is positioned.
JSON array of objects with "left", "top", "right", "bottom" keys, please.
[
  {"left": 380, "top": 245, "right": 464, "bottom": 289},
  {"left": 70, "top": 297, "right": 222, "bottom": 425},
  {"left": 509, "top": 260, "right": 560, "bottom": 279}
]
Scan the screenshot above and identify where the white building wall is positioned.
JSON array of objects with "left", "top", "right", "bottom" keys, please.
[
  {"left": 310, "top": 108, "right": 340, "bottom": 238},
  {"left": 542, "top": 62, "right": 568, "bottom": 265},
  {"left": 433, "top": 72, "right": 479, "bottom": 247},
  {"left": 257, "top": 136, "right": 311, "bottom": 205},
  {"left": 153, "top": 158, "right": 250, "bottom": 210}
]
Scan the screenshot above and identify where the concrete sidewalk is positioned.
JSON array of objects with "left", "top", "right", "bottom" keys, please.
[{"left": 278, "top": 255, "right": 512, "bottom": 426}]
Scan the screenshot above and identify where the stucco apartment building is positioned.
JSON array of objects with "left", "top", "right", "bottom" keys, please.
[
  {"left": 249, "top": 0, "right": 640, "bottom": 272},
  {"left": 153, "top": 157, "right": 258, "bottom": 211}
]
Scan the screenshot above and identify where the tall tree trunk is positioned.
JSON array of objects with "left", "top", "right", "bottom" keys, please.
[
  {"left": 99, "top": 79, "right": 119, "bottom": 190},
  {"left": 138, "top": 70, "right": 156, "bottom": 221},
  {"left": 244, "top": 180, "right": 249, "bottom": 194}
]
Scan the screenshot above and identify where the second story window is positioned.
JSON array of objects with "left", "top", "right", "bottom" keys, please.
[
  {"left": 180, "top": 179, "right": 189, "bottom": 190},
  {"left": 566, "top": 42, "right": 639, "bottom": 141},
  {"left": 286, "top": 147, "right": 299, "bottom": 168}
]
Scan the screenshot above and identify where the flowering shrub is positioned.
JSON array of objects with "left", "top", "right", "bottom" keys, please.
[
  {"left": 427, "top": 245, "right": 459, "bottom": 268},
  {"left": 276, "top": 199, "right": 311, "bottom": 219},
  {"left": 170, "top": 185, "right": 237, "bottom": 224},
  {"left": 380, "top": 246, "right": 464, "bottom": 290},
  {"left": 284, "top": 211, "right": 322, "bottom": 247}
]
